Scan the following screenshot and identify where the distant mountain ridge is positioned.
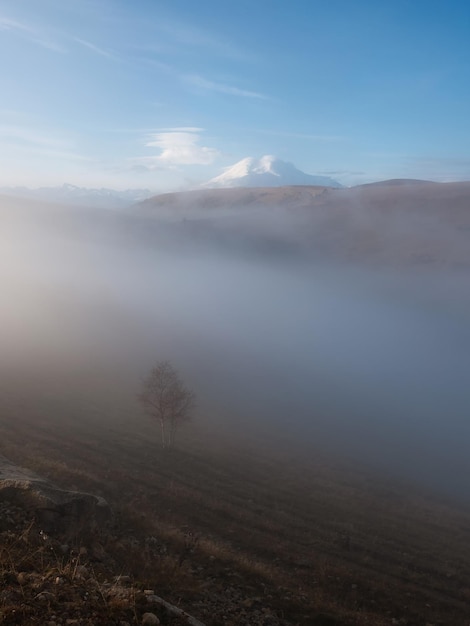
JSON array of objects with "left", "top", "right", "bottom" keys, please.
[
  {"left": 356, "top": 179, "right": 435, "bottom": 188},
  {"left": 203, "top": 155, "right": 342, "bottom": 189},
  {"left": 0, "top": 184, "right": 151, "bottom": 209}
]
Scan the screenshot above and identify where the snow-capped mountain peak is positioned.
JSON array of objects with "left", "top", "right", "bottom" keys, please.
[
  {"left": 203, "top": 156, "right": 341, "bottom": 189},
  {"left": 255, "top": 155, "right": 281, "bottom": 175}
]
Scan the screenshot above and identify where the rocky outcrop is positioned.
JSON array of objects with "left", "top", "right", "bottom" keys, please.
[{"left": 0, "top": 454, "right": 110, "bottom": 534}]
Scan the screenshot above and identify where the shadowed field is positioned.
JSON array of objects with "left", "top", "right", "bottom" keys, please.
[{"left": 1, "top": 401, "right": 470, "bottom": 626}]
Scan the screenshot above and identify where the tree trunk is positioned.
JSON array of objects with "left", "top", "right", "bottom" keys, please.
[
  {"left": 160, "top": 419, "right": 166, "bottom": 449},
  {"left": 169, "top": 419, "right": 177, "bottom": 449}
]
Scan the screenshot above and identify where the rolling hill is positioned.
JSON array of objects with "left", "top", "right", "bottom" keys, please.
[{"left": 135, "top": 180, "right": 470, "bottom": 267}]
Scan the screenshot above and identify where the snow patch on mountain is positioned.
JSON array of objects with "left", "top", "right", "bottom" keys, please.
[{"left": 203, "top": 156, "right": 342, "bottom": 189}]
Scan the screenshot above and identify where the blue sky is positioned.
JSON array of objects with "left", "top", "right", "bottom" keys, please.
[{"left": 1, "top": 0, "right": 469, "bottom": 190}]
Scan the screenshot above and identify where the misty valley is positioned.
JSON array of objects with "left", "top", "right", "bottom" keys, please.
[{"left": 1, "top": 183, "right": 470, "bottom": 625}]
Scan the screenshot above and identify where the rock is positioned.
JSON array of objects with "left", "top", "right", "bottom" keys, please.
[
  {"left": 146, "top": 595, "right": 160, "bottom": 604},
  {"left": 141, "top": 613, "right": 160, "bottom": 625},
  {"left": 36, "top": 591, "right": 55, "bottom": 603},
  {"left": 114, "top": 575, "right": 131, "bottom": 584},
  {"left": 0, "top": 453, "right": 111, "bottom": 534}
]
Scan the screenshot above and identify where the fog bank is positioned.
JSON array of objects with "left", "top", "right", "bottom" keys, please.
[{"left": 1, "top": 196, "right": 470, "bottom": 499}]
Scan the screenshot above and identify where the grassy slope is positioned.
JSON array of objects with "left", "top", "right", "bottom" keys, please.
[{"left": 1, "top": 404, "right": 470, "bottom": 626}]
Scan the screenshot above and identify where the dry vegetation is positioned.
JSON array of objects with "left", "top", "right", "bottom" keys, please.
[
  {"left": 136, "top": 181, "right": 470, "bottom": 268},
  {"left": 1, "top": 396, "right": 470, "bottom": 626}
]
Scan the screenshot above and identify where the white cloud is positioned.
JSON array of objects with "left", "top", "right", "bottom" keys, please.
[
  {"left": 184, "top": 74, "right": 267, "bottom": 100},
  {"left": 133, "top": 128, "right": 220, "bottom": 168}
]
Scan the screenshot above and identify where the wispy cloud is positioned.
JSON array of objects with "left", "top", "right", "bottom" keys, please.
[
  {"left": 255, "top": 129, "right": 346, "bottom": 142},
  {"left": 143, "top": 17, "right": 252, "bottom": 62},
  {"left": 0, "top": 125, "right": 68, "bottom": 149},
  {"left": 184, "top": 74, "right": 267, "bottom": 100},
  {"left": 74, "top": 37, "right": 117, "bottom": 59},
  {"left": 132, "top": 127, "right": 220, "bottom": 169},
  {"left": 404, "top": 156, "right": 470, "bottom": 182},
  {"left": 32, "top": 38, "right": 65, "bottom": 53},
  {"left": 102, "top": 127, "right": 156, "bottom": 134},
  {"left": 0, "top": 14, "right": 65, "bottom": 52},
  {"left": 156, "top": 126, "right": 204, "bottom": 133},
  {"left": 0, "top": 125, "right": 87, "bottom": 161},
  {"left": 318, "top": 170, "right": 366, "bottom": 176},
  {"left": 0, "top": 16, "right": 32, "bottom": 32},
  {"left": 132, "top": 56, "right": 174, "bottom": 73},
  {"left": 0, "top": 108, "right": 28, "bottom": 121}
]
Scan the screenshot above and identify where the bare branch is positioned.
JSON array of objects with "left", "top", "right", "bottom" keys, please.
[{"left": 138, "top": 360, "right": 195, "bottom": 448}]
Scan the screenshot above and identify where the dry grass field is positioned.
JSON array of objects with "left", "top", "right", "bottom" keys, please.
[{"left": 1, "top": 394, "right": 470, "bottom": 626}]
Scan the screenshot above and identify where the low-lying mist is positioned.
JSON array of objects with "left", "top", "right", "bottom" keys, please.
[{"left": 1, "top": 195, "right": 470, "bottom": 500}]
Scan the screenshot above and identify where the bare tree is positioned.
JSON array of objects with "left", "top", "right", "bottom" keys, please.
[{"left": 138, "top": 361, "right": 195, "bottom": 449}]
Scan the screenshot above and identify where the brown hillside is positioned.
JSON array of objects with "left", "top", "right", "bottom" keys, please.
[{"left": 135, "top": 182, "right": 470, "bottom": 267}]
